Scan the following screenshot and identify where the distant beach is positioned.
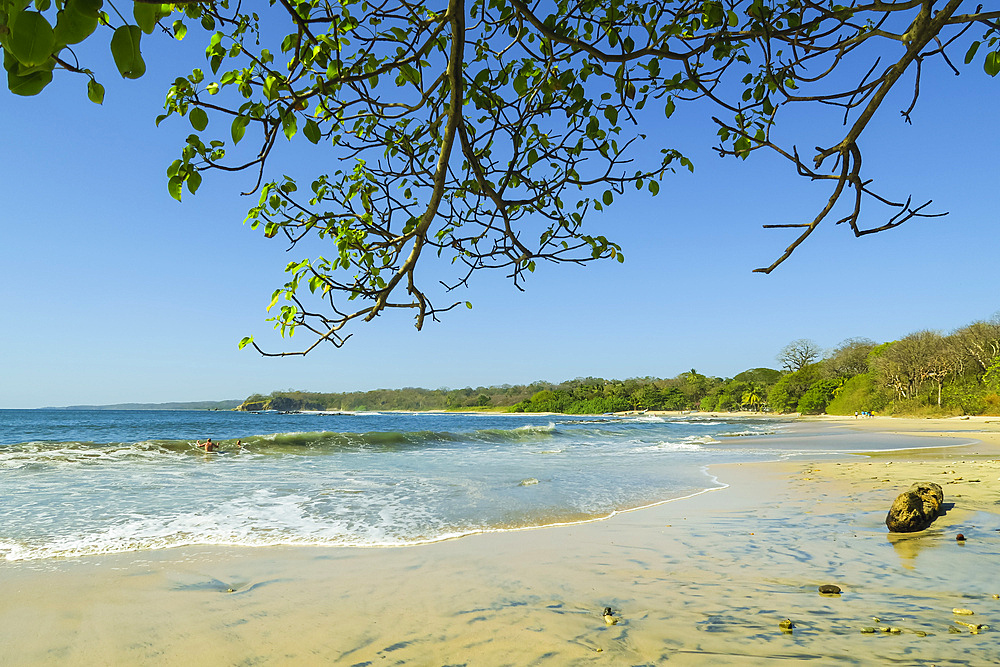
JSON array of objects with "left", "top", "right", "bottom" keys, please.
[{"left": 2, "top": 416, "right": 999, "bottom": 664}]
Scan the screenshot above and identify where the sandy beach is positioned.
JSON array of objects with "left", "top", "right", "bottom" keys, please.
[{"left": 3, "top": 416, "right": 999, "bottom": 665}]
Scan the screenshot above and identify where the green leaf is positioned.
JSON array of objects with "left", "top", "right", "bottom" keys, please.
[
  {"left": 110, "top": 25, "right": 146, "bottom": 79},
  {"left": 465, "top": 301, "right": 473, "bottom": 309},
  {"left": 186, "top": 170, "right": 202, "bottom": 194},
  {"left": 648, "top": 180, "right": 659, "bottom": 195},
  {"left": 604, "top": 106, "right": 618, "bottom": 124},
  {"left": 167, "top": 175, "right": 183, "bottom": 201},
  {"left": 734, "top": 136, "right": 751, "bottom": 159},
  {"left": 603, "top": 190, "right": 613, "bottom": 206},
  {"left": 238, "top": 336, "right": 254, "bottom": 350},
  {"left": 703, "top": 1, "right": 724, "bottom": 27},
  {"left": 7, "top": 68, "right": 52, "bottom": 95},
  {"left": 10, "top": 11, "right": 56, "bottom": 68},
  {"left": 513, "top": 74, "right": 526, "bottom": 97},
  {"left": 664, "top": 97, "right": 675, "bottom": 118},
  {"left": 133, "top": 2, "right": 157, "bottom": 34},
  {"left": 965, "top": 41, "right": 980, "bottom": 65},
  {"left": 399, "top": 63, "right": 420, "bottom": 86},
  {"left": 231, "top": 115, "right": 249, "bottom": 144},
  {"left": 86, "top": 78, "right": 104, "bottom": 104},
  {"left": 54, "top": 0, "right": 101, "bottom": 45},
  {"left": 303, "top": 118, "right": 321, "bottom": 144},
  {"left": 173, "top": 19, "right": 187, "bottom": 40},
  {"left": 281, "top": 111, "right": 297, "bottom": 140},
  {"left": 75, "top": 0, "right": 104, "bottom": 15},
  {"left": 986, "top": 51, "right": 1000, "bottom": 77},
  {"left": 189, "top": 107, "right": 209, "bottom": 131},
  {"left": 263, "top": 75, "right": 279, "bottom": 101}
]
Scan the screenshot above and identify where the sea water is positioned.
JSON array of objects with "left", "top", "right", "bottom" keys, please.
[{"left": 0, "top": 410, "right": 932, "bottom": 561}]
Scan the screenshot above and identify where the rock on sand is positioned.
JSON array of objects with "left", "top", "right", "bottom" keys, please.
[{"left": 885, "top": 482, "right": 945, "bottom": 533}]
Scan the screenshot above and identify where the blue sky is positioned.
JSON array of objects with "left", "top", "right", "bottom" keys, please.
[{"left": 2, "top": 19, "right": 998, "bottom": 408}]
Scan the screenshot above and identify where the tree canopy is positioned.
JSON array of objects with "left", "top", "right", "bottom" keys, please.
[{"left": 3, "top": 0, "right": 998, "bottom": 354}]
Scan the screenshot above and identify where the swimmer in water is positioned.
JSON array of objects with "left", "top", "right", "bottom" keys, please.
[{"left": 196, "top": 438, "right": 218, "bottom": 452}]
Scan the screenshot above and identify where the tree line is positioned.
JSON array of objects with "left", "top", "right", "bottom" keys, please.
[{"left": 239, "top": 315, "right": 1000, "bottom": 416}]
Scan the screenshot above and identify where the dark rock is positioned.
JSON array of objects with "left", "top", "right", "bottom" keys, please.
[
  {"left": 908, "top": 482, "right": 944, "bottom": 516},
  {"left": 818, "top": 584, "right": 842, "bottom": 595},
  {"left": 602, "top": 607, "right": 619, "bottom": 625},
  {"left": 956, "top": 533, "right": 966, "bottom": 541},
  {"left": 885, "top": 482, "right": 945, "bottom": 533}
]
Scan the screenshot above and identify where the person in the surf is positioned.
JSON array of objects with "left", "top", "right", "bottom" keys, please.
[{"left": 196, "top": 438, "right": 218, "bottom": 452}]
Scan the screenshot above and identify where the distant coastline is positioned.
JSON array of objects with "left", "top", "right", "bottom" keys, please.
[{"left": 38, "top": 400, "right": 243, "bottom": 411}]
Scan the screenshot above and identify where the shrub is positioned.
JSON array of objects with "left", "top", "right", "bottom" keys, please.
[
  {"left": 797, "top": 379, "right": 842, "bottom": 415},
  {"left": 825, "top": 374, "right": 888, "bottom": 415}
]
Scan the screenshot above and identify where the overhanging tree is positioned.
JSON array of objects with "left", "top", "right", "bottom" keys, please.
[{"left": 3, "top": 0, "right": 998, "bottom": 354}]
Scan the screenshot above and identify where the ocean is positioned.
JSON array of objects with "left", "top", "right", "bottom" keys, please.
[{"left": 0, "top": 410, "right": 927, "bottom": 561}]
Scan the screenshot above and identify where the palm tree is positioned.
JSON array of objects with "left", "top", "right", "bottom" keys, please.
[{"left": 741, "top": 385, "right": 763, "bottom": 412}]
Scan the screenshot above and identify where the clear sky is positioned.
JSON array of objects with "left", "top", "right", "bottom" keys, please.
[{"left": 2, "top": 18, "right": 998, "bottom": 408}]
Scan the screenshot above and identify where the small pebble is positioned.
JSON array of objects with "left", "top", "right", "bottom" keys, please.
[
  {"left": 860, "top": 627, "right": 876, "bottom": 634},
  {"left": 778, "top": 619, "right": 794, "bottom": 632},
  {"left": 915, "top": 631, "right": 928, "bottom": 637},
  {"left": 818, "top": 584, "right": 842, "bottom": 595},
  {"left": 953, "top": 608, "right": 974, "bottom": 615},
  {"left": 954, "top": 620, "right": 983, "bottom": 630},
  {"left": 948, "top": 626, "right": 963, "bottom": 634},
  {"left": 956, "top": 534, "right": 966, "bottom": 542}
]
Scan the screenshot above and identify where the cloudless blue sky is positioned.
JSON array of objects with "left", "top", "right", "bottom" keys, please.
[{"left": 2, "top": 16, "right": 998, "bottom": 408}]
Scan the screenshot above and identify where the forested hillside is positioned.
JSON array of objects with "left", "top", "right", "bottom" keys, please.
[{"left": 240, "top": 316, "right": 1000, "bottom": 416}]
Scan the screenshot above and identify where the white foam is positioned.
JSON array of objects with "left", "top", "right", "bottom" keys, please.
[
  {"left": 627, "top": 441, "right": 704, "bottom": 453},
  {"left": 515, "top": 422, "right": 556, "bottom": 433}
]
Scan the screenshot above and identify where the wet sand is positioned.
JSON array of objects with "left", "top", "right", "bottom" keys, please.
[{"left": 2, "top": 417, "right": 999, "bottom": 665}]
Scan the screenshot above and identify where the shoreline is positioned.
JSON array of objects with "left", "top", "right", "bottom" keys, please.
[{"left": 3, "top": 417, "right": 999, "bottom": 664}]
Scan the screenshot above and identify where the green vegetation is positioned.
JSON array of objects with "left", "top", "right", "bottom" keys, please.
[
  {"left": 4, "top": 2, "right": 998, "bottom": 355},
  {"left": 241, "top": 316, "right": 1000, "bottom": 417},
  {"left": 237, "top": 373, "right": 732, "bottom": 414}
]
